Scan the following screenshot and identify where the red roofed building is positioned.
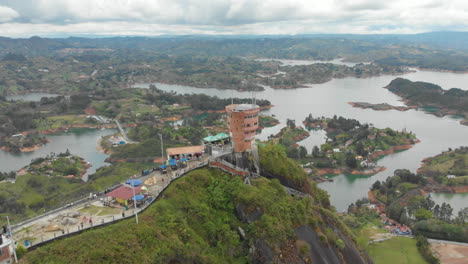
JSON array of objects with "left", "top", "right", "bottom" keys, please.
[{"left": 106, "top": 185, "right": 142, "bottom": 204}]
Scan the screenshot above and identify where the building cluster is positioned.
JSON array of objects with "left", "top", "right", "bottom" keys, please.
[
  {"left": 86, "top": 115, "right": 111, "bottom": 124},
  {"left": 107, "top": 135, "right": 127, "bottom": 146},
  {"left": 365, "top": 204, "right": 412, "bottom": 236}
]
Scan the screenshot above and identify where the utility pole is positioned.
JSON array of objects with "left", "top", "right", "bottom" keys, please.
[
  {"left": 6, "top": 216, "right": 18, "bottom": 263},
  {"left": 158, "top": 133, "right": 164, "bottom": 164},
  {"left": 131, "top": 183, "right": 139, "bottom": 224}
]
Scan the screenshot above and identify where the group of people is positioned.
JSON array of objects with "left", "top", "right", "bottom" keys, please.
[{"left": 81, "top": 216, "right": 93, "bottom": 228}]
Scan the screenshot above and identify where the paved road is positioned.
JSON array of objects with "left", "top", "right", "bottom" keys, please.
[
  {"left": 370, "top": 234, "right": 468, "bottom": 247},
  {"left": 428, "top": 238, "right": 468, "bottom": 247}
]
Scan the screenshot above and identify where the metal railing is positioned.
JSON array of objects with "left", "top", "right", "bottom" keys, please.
[{"left": 17, "top": 163, "right": 209, "bottom": 250}]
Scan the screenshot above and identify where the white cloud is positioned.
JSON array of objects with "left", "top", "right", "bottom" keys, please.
[
  {"left": 0, "top": 0, "right": 466, "bottom": 36},
  {"left": 0, "top": 5, "right": 19, "bottom": 22}
]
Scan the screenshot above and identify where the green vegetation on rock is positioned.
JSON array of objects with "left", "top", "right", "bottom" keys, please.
[
  {"left": 385, "top": 78, "right": 468, "bottom": 125},
  {"left": 23, "top": 167, "right": 370, "bottom": 263}
]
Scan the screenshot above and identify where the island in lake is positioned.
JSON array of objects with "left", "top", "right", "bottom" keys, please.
[
  {"left": 265, "top": 115, "right": 420, "bottom": 178},
  {"left": 0, "top": 133, "right": 49, "bottom": 153},
  {"left": 300, "top": 115, "right": 419, "bottom": 177},
  {"left": 349, "top": 78, "right": 468, "bottom": 126}
]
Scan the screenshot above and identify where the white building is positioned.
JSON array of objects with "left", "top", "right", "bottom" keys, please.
[{"left": 0, "top": 235, "right": 14, "bottom": 264}]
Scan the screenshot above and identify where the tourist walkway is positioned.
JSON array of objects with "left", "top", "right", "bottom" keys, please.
[{"left": 11, "top": 159, "right": 207, "bottom": 250}]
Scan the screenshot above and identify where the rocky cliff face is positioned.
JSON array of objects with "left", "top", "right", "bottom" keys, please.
[{"left": 236, "top": 200, "right": 372, "bottom": 264}]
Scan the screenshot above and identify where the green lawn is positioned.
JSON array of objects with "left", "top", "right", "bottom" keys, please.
[
  {"left": 35, "top": 115, "right": 87, "bottom": 130},
  {"left": 367, "top": 237, "right": 427, "bottom": 264}
]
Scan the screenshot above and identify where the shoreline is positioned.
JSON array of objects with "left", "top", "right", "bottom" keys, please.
[
  {"left": 349, "top": 100, "right": 468, "bottom": 127},
  {"left": 348, "top": 102, "right": 416, "bottom": 112},
  {"left": 311, "top": 139, "right": 419, "bottom": 177},
  {"left": 96, "top": 137, "right": 110, "bottom": 155},
  {"left": 0, "top": 139, "right": 51, "bottom": 153},
  {"left": 315, "top": 166, "right": 387, "bottom": 177}
]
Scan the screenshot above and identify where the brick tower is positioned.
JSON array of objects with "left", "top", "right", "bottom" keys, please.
[{"left": 226, "top": 104, "right": 260, "bottom": 152}]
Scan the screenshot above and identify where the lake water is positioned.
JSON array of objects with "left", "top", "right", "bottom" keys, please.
[
  {"left": 0, "top": 128, "right": 114, "bottom": 175},
  {"left": 6, "top": 93, "right": 61, "bottom": 101},
  {"left": 255, "top": 58, "right": 369, "bottom": 67},
  {"left": 135, "top": 68, "right": 468, "bottom": 213},
  {"left": 431, "top": 193, "right": 468, "bottom": 216}
]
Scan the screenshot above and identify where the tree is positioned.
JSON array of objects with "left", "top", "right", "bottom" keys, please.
[
  {"left": 298, "top": 146, "right": 307, "bottom": 159},
  {"left": 400, "top": 208, "right": 410, "bottom": 225},
  {"left": 345, "top": 153, "right": 357, "bottom": 168},
  {"left": 149, "top": 84, "right": 158, "bottom": 94},
  {"left": 440, "top": 202, "right": 453, "bottom": 222},
  {"left": 312, "top": 145, "right": 320, "bottom": 158},
  {"left": 286, "top": 119, "right": 296, "bottom": 129},
  {"left": 433, "top": 204, "right": 441, "bottom": 219},
  {"left": 356, "top": 142, "right": 367, "bottom": 157},
  {"left": 387, "top": 203, "right": 403, "bottom": 221},
  {"left": 415, "top": 208, "right": 433, "bottom": 221},
  {"left": 321, "top": 143, "right": 332, "bottom": 153},
  {"left": 372, "top": 180, "right": 381, "bottom": 190},
  {"left": 422, "top": 194, "right": 435, "bottom": 211},
  {"left": 455, "top": 207, "right": 468, "bottom": 224}
]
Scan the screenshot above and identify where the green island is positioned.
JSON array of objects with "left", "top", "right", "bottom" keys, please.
[
  {"left": 0, "top": 133, "right": 49, "bottom": 153},
  {"left": 293, "top": 115, "right": 419, "bottom": 176},
  {"left": 385, "top": 78, "right": 468, "bottom": 125},
  {"left": 257, "top": 115, "right": 279, "bottom": 132},
  {"left": 349, "top": 78, "right": 468, "bottom": 126},
  {"left": 348, "top": 102, "right": 415, "bottom": 112},
  {"left": 268, "top": 119, "right": 310, "bottom": 154},
  {"left": 264, "top": 63, "right": 410, "bottom": 89},
  {"left": 418, "top": 146, "right": 468, "bottom": 187},
  {"left": 0, "top": 151, "right": 148, "bottom": 222},
  {"left": 21, "top": 145, "right": 372, "bottom": 264}
]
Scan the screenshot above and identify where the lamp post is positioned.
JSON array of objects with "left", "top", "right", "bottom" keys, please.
[
  {"left": 6, "top": 216, "right": 18, "bottom": 263},
  {"left": 158, "top": 133, "right": 164, "bottom": 163},
  {"left": 130, "top": 183, "right": 139, "bottom": 224}
]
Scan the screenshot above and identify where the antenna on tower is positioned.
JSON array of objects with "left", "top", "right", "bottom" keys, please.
[{"left": 251, "top": 90, "right": 256, "bottom": 106}]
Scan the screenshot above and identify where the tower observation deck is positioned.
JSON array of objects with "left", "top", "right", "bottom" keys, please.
[{"left": 226, "top": 104, "right": 260, "bottom": 153}]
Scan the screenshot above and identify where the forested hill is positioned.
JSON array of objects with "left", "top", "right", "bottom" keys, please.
[
  {"left": 1, "top": 32, "right": 468, "bottom": 71},
  {"left": 385, "top": 78, "right": 468, "bottom": 123},
  {"left": 23, "top": 146, "right": 372, "bottom": 264}
]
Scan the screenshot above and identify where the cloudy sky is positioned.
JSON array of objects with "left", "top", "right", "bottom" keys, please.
[{"left": 0, "top": 0, "right": 466, "bottom": 37}]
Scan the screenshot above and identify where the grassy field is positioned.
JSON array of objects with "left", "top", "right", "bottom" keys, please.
[
  {"left": 423, "top": 149, "right": 468, "bottom": 174},
  {"left": 367, "top": 237, "right": 428, "bottom": 264},
  {"left": 35, "top": 115, "right": 87, "bottom": 130}
]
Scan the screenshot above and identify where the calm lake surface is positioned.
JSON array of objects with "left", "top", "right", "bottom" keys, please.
[
  {"left": 135, "top": 66, "right": 468, "bottom": 213},
  {"left": 255, "top": 58, "right": 369, "bottom": 67},
  {"left": 0, "top": 128, "right": 114, "bottom": 175},
  {"left": 5, "top": 93, "right": 61, "bottom": 101},
  {"left": 431, "top": 192, "right": 468, "bottom": 216}
]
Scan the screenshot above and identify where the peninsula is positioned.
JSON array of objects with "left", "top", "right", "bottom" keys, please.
[{"left": 302, "top": 115, "right": 419, "bottom": 176}]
